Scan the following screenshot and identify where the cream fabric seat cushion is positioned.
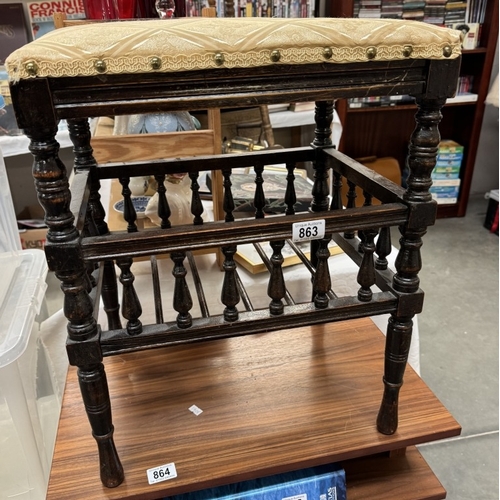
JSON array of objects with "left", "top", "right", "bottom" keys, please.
[{"left": 6, "top": 17, "right": 462, "bottom": 81}]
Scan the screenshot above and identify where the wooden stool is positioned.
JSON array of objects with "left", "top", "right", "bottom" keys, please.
[{"left": 6, "top": 17, "right": 461, "bottom": 489}]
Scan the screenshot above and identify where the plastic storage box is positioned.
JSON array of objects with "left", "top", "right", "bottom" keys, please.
[{"left": 0, "top": 148, "right": 58, "bottom": 499}]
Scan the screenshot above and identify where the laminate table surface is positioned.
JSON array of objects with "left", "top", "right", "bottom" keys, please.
[{"left": 46, "top": 317, "right": 460, "bottom": 500}]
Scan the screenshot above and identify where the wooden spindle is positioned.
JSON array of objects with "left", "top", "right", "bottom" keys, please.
[
  {"left": 285, "top": 162, "right": 297, "bottom": 215},
  {"left": 267, "top": 240, "right": 286, "bottom": 315},
  {"left": 189, "top": 172, "right": 204, "bottom": 225},
  {"left": 222, "top": 169, "right": 235, "bottom": 222},
  {"left": 253, "top": 243, "right": 295, "bottom": 306},
  {"left": 254, "top": 163, "right": 266, "bottom": 219},
  {"left": 344, "top": 180, "right": 357, "bottom": 239},
  {"left": 171, "top": 251, "right": 193, "bottom": 329},
  {"left": 312, "top": 236, "right": 332, "bottom": 309},
  {"left": 311, "top": 100, "right": 333, "bottom": 212},
  {"left": 101, "top": 261, "right": 122, "bottom": 330},
  {"left": 150, "top": 256, "right": 164, "bottom": 324},
  {"left": 67, "top": 118, "right": 109, "bottom": 236},
  {"left": 376, "top": 226, "right": 392, "bottom": 270},
  {"left": 358, "top": 190, "right": 374, "bottom": 253},
  {"left": 221, "top": 246, "right": 240, "bottom": 321},
  {"left": 154, "top": 174, "right": 171, "bottom": 229},
  {"left": 357, "top": 227, "right": 378, "bottom": 302},
  {"left": 330, "top": 171, "right": 343, "bottom": 211},
  {"left": 118, "top": 177, "right": 138, "bottom": 233},
  {"left": 117, "top": 258, "right": 142, "bottom": 335}
]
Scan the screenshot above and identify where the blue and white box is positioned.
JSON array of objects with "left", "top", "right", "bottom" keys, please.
[{"left": 165, "top": 463, "right": 346, "bottom": 500}]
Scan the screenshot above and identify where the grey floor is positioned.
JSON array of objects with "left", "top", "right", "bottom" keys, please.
[
  {"left": 42, "top": 193, "right": 499, "bottom": 499},
  {"left": 415, "top": 193, "right": 499, "bottom": 500}
]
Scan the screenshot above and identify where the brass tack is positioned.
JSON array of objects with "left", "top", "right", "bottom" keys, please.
[
  {"left": 214, "top": 52, "right": 224, "bottom": 66},
  {"left": 323, "top": 47, "right": 333, "bottom": 60},
  {"left": 270, "top": 50, "right": 281, "bottom": 63},
  {"left": 94, "top": 59, "right": 107, "bottom": 73},
  {"left": 403, "top": 45, "right": 413, "bottom": 57},
  {"left": 366, "top": 47, "right": 377, "bottom": 60},
  {"left": 150, "top": 57, "right": 162, "bottom": 70},
  {"left": 443, "top": 45, "right": 452, "bottom": 58},
  {"left": 25, "top": 61, "right": 38, "bottom": 76}
]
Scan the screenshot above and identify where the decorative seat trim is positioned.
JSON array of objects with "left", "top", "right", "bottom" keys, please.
[{"left": 6, "top": 17, "right": 462, "bottom": 81}]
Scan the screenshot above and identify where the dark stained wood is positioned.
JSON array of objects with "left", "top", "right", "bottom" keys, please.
[
  {"left": 46, "top": 318, "right": 460, "bottom": 500},
  {"left": 9, "top": 27, "right": 462, "bottom": 490}
]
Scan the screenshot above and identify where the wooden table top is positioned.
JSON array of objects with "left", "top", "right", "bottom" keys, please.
[{"left": 47, "top": 317, "right": 460, "bottom": 500}]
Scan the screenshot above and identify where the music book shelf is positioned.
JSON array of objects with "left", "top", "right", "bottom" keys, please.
[{"left": 46, "top": 317, "right": 461, "bottom": 500}]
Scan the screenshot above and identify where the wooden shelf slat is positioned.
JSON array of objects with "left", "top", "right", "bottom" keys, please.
[
  {"left": 344, "top": 447, "right": 446, "bottom": 500},
  {"left": 47, "top": 317, "right": 460, "bottom": 500}
]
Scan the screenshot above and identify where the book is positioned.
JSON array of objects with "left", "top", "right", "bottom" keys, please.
[
  {"left": 446, "top": 92, "right": 479, "bottom": 104},
  {"left": 235, "top": 239, "right": 343, "bottom": 274},
  {"left": 165, "top": 463, "right": 346, "bottom": 500},
  {"left": 27, "top": 0, "right": 86, "bottom": 40},
  {"left": 432, "top": 170, "right": 461, "bottom": 179},
  {"left": 438, "top": 139, "right": 465, "bottom": 155},
  {"left": 0, "top": 3, "right": 30, "bottom": 65},
  {"left": 433, "top": 164, "right": 462, "bottom": 172},
  {"left": 431, "top": 178, "right": 461, "bottom": 186}
]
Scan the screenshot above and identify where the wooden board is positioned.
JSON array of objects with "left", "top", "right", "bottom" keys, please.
[
  {"left": 344, "top": 447, "right": 446, "bottom": 500},
  {"left": 47, "top": 317, "right": 460, "bottom": 500}
]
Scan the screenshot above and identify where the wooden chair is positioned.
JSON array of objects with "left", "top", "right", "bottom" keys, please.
[{"left": 6, "top": 17, "right": 461, "bottom": 489}]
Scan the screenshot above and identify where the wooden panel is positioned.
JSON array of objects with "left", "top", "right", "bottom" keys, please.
[
  {"left": 344, "top": 447, "right": 446, "bottom": 500},
  {"left": 47, "top": 317, "right": 460, "bottom": 500},
  {"left": 91, "top": 130, "right": 216, "bottom": 164}
]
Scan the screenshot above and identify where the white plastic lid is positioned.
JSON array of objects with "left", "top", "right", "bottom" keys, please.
[{"left": 0, "top": 250, "right": 48, "bottom": 368}]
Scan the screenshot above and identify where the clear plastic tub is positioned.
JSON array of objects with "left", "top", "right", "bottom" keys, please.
[{"left": 0, "top": 148, "right": 57, "bottom": 499}]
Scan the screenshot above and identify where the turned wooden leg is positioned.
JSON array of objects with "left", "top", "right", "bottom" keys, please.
[
  {"left": 78, "top": 363, "right": 124, "bottom": 487},
  {"left": 377, "top": 314, "right": 413, "bottom": 434},
  {"left": 25, "top": 113, "right": 124, "bottom": 487},
  {"left": 377, "top": 96, "right": 445, "bottom": 434}
]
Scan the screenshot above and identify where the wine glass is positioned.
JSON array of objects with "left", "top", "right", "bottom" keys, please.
[{"left": 155, "top": 0, "right": 175, "bottom": 19}]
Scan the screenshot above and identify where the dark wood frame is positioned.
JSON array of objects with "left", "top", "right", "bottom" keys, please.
[{"left": 10, "top": 54, "right": 460, "bottom": 488}]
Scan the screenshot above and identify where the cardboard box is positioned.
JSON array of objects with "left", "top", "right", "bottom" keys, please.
[
  {"left": 17, "top": 204, "right": 48, "bottom": 250},
  {"left": 19, "top": 227, "right": 47, "bottom": 250}
]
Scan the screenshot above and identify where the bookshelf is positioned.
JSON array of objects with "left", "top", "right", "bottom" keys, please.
[{"left": 326, "top": 0, "right": 498, "bottom": 217}]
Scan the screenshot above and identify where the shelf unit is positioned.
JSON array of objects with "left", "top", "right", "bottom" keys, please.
[
  {"left": 326, "top": 0, "right": 498, "bottom": 217},
  {"left": 46, "top": 318, "right": 461, "bottom": 500}
]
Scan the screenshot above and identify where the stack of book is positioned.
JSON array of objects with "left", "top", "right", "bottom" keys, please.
[
  {"left": 423, "top": 0, "right": 447, "bottom": 24},
  {"left": 430, "top": 140, "right": 463, "bottom": 204},
  {"left": 402, "top": 0, "right": 426, "bottom": 20},
  {"left": 444, "top": 0, "right": 467, "bottom": 26},
  {"left": 381, "top": 0, "right": 403, "bottom": 18},
  {"left": 357, "top": 0, "right": 382, "bottom": 17}
]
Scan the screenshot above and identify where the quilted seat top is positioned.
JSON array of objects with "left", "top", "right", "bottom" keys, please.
[{"left": 6, "top": 17, "right": 462, "bottom": 81}]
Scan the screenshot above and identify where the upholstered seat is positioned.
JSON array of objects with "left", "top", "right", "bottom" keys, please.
[
  {"left": 6, "top": 18, "right": 461, "bottom": 80},
  {"left": 7, "top": 17, "right": 461, "bottom": 491}
]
